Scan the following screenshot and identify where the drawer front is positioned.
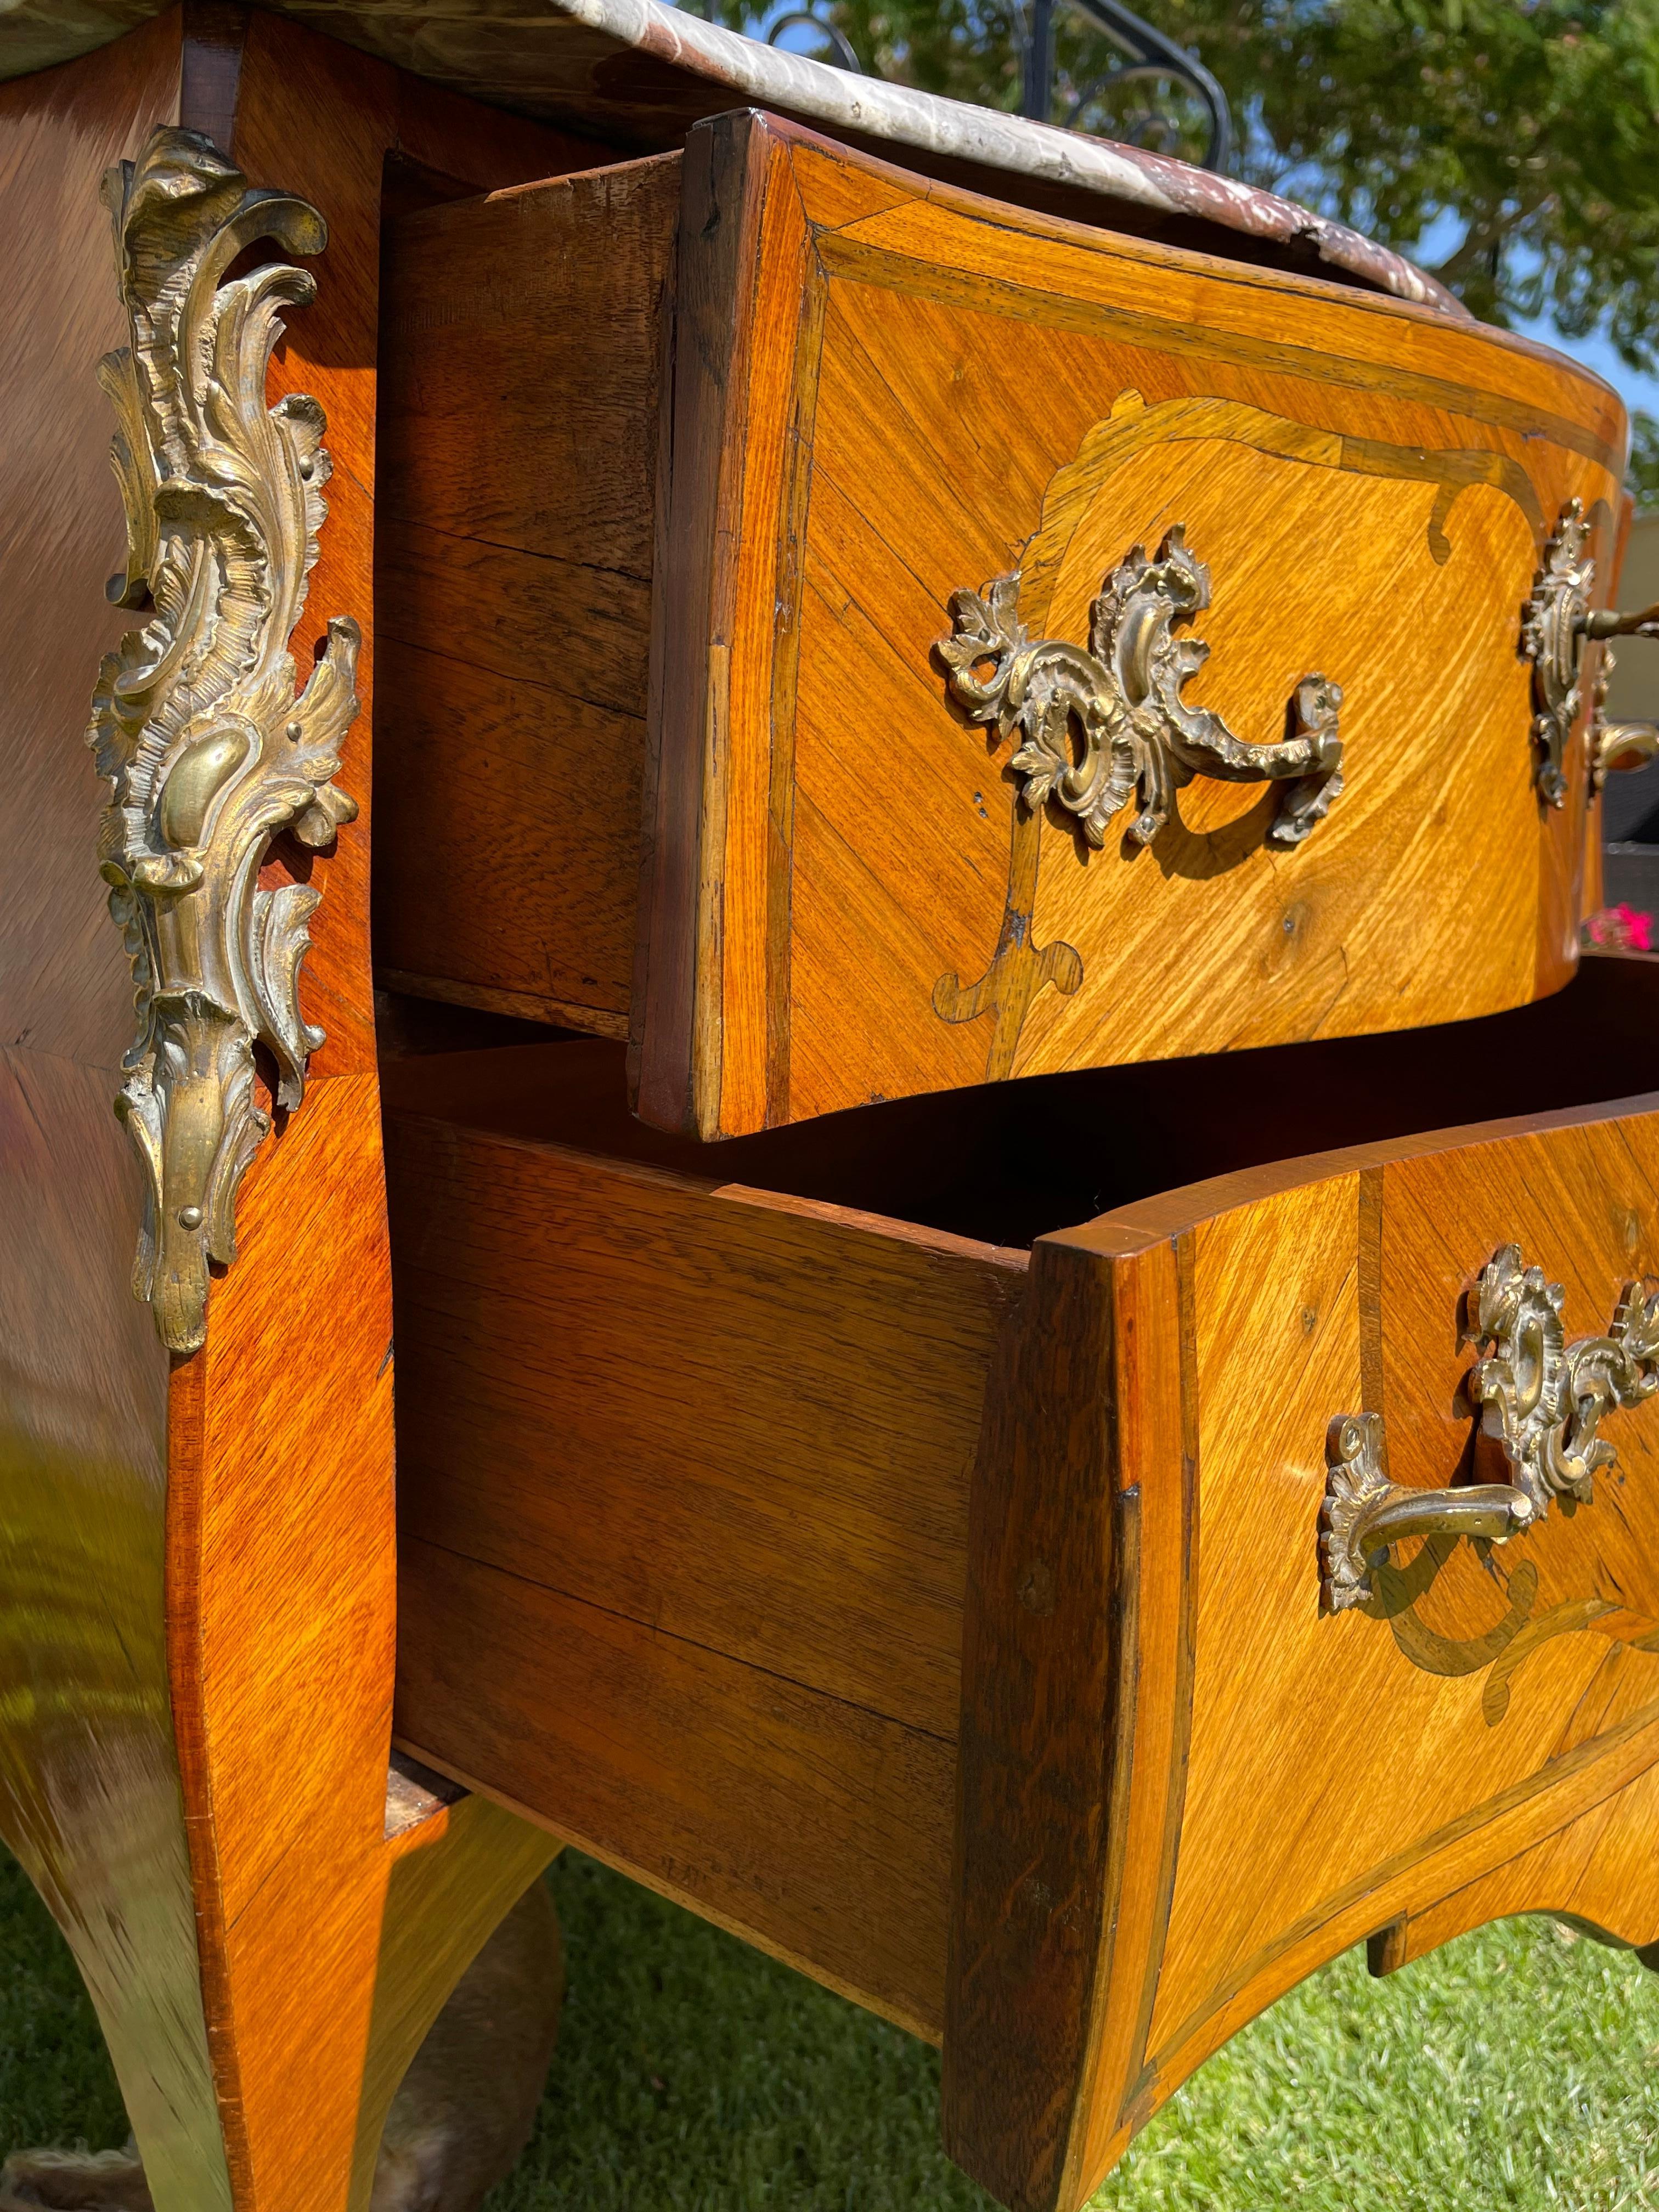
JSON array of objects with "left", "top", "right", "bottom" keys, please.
[
  {"left": 951, "top": 1090, "right": 1659, "bottom": 2211},
  {"left": 637, "top": 113, "right": 1623, "bottom": 1137},
  {"left": 387, "top": 992, "right": 1659, "bottom": 2212}
]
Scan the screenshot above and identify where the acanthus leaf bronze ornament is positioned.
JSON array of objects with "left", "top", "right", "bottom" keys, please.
[
  {"left": 1523, "top": 498, "right": 1659, "bottom": 805},
  {"left": 1521, "top": 501, "right": 1594, "bottom": 806},
  {"left": 1321, "top": 1247, "right": 1659, "bottom": 1612},
  {"left": 939, "top": 526, "right": 1345, "bottom": 855},
  {"left": 1468, "top": 1244, "right": 1659, "bottom": 1515},
  {"left": 88, "top": 127, "right": 360, "bottom": 1356}
]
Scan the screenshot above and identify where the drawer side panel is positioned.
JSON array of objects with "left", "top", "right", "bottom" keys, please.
[
  {"left": 396, "top": 1538, "right": 954, "bottom": 2037},
  {"left": 373, "top": 155, "right": 680, "bottom": 1031},
  {"left": 387, "top": 1108, "right": 1023, "bottom": 2028}
]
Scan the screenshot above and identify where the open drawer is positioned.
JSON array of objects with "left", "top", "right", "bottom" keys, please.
[
  {"left": 374, "top": 109, "right": 1628, "bottom": 1139},
  {"left": 385, "top": 957, "right": 1659, "bottom": 2212}
]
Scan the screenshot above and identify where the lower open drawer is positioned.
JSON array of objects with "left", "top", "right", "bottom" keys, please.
[{"left": 382, "top": 957, "right": 1659, "bottom": 2212}]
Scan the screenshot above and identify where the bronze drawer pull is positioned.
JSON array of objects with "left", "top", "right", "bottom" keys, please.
[
  {"left": 1322, "top": 1246, "right": 1659, "bottom": 1612},
  {"left": 1525, "top": 499, "right": 1659, "bottom": 803},
  {"left": 939, "top": 524, "right": 1344, "bottom": 854}
]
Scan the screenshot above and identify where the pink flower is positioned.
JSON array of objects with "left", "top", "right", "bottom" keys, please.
[{"left": 1583, "top": 904, "right": 1655, "bottom": 953}]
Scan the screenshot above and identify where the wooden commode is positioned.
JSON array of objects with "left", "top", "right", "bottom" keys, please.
[{"left": 5, "top": 6, "right": 1659, "bottom": 2212}]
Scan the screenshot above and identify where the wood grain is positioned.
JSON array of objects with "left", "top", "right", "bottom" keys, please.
[
  {"left": 374, "top": 154, "right": 678, "bottom": 1029},
  {"left": 386, "top": 1114, "right": 1023, "bottom": 1738},
  {"left": 0, "top": 20, "right": 233, "bottom": 2209},
  {"left": 16, "top": 20, "right": 1659, "bottom": 2210},
  {"left": 944, "top": 1085, "right": 1659, "bottom": 2210},
  {"left": 631, "top": 111, "right": 803, "bottom": 1132},
  {"left": 383, "top": 1099, "right": 1025, "bottom": 2030},
  {"left": 143, "top": 14, "right": 585, "bottom": 2211},
  {"left": 1374, "top": 1756, "right": 1659, "bottom": 1970},
  {"left": 396, "top": 1541, "right": 956, "bottom": 2037},
  {"left": 943, "top": 1212, "right": 1197, "bottom": 2212},
  {"left": 647, "top": 117, "right": 1623, "bottom": 1132},
  {"left": 944, "top": 1228, "right": 1152, "bottom": 2210},
  {"left": 383, "top": 986, "right": 1659, "bottom": 2210},
  {"left": 0, "top": 0, "right": 1544, "bottom": 319},
  {"left": 759, "top": 137, "right": 1617, "bottom": 1131},
  {"left": 377, "top": 110, "right": 1626, "bottom": 1135}
]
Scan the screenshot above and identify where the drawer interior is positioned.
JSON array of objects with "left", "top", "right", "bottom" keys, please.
[
  {"left": 382, "top": 954, "right": 1659, "bottom": 1252},
  {"left": 381, "top": 955, "right": 1659, "bottom": 2051}
]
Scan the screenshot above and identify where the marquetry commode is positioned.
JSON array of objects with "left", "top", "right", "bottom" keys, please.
[{"left": 7, "top": 6, "right": 1659, "bottom": 2212}]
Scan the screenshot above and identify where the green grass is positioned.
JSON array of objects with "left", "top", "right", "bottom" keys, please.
[
  {"left": 0, "top": 1849, "right": 127, "bottom": 2159},
  {"left": 3, "top": 1844, "right": 1658, "bottom": 2209}
]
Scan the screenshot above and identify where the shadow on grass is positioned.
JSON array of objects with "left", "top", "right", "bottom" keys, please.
[{"left": 3, "top": 1843, "right": 1658, "bottom": 2210}]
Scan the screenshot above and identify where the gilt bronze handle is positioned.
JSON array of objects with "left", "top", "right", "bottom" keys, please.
[
  {"left": 939, "top": 525, "right": 1344, "bottom": 855},
  {"left": 1581, "top": 602, "right": 1659, "bottom": 644},
  {"left": 1321, "top": 1246, "right": 1659, "bottom": 1613},
  {"left": 1595, "top": 720, "right": 1659, "bottom": 785},
  {"left": 1584, "top": 601, "right": 1659, "bottom": 789},
  {"left": 1524, "top": 503, "right": 1659, "bottom": 804}
]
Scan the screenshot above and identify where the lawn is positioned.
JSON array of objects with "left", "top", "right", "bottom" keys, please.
[{"left": 2, "top": 1844, "right": 1657, "bottom": 2210}]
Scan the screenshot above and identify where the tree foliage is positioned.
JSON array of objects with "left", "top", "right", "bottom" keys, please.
[
  {"left": 1628, "top": 409, "right": 1659, "bottom": 504},
  {"left": 686, "top": 1, "right": 1659, "bottom": 379}
]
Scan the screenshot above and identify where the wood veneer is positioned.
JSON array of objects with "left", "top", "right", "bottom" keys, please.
[
  {"left": 373, "top": 109, "right": 1626, "bottom": 1139},
  {"left": 0, "top": 21, "right": 230, "bottom": 2205},
  {"left": 385, "top": 956, "right": 1659, "bottom": 2209},
  {"left": 0, "top": 12, "right": 612, "bottom": 2210},
  {"left": 154, "top": 18, "right": 601, "bottom": 2207},
  {"left": 8, "top": 9, "right": 1654, "bottom": 2208}
]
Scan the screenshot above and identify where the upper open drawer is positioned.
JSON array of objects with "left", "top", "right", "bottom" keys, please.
[{"left": 374, "top": 110, "right": 1628, "bottom": 1139}]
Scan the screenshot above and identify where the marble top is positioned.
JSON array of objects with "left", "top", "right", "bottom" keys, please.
[{"left": 2, "top": 0, "right": 1460, "bottom": 314}]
